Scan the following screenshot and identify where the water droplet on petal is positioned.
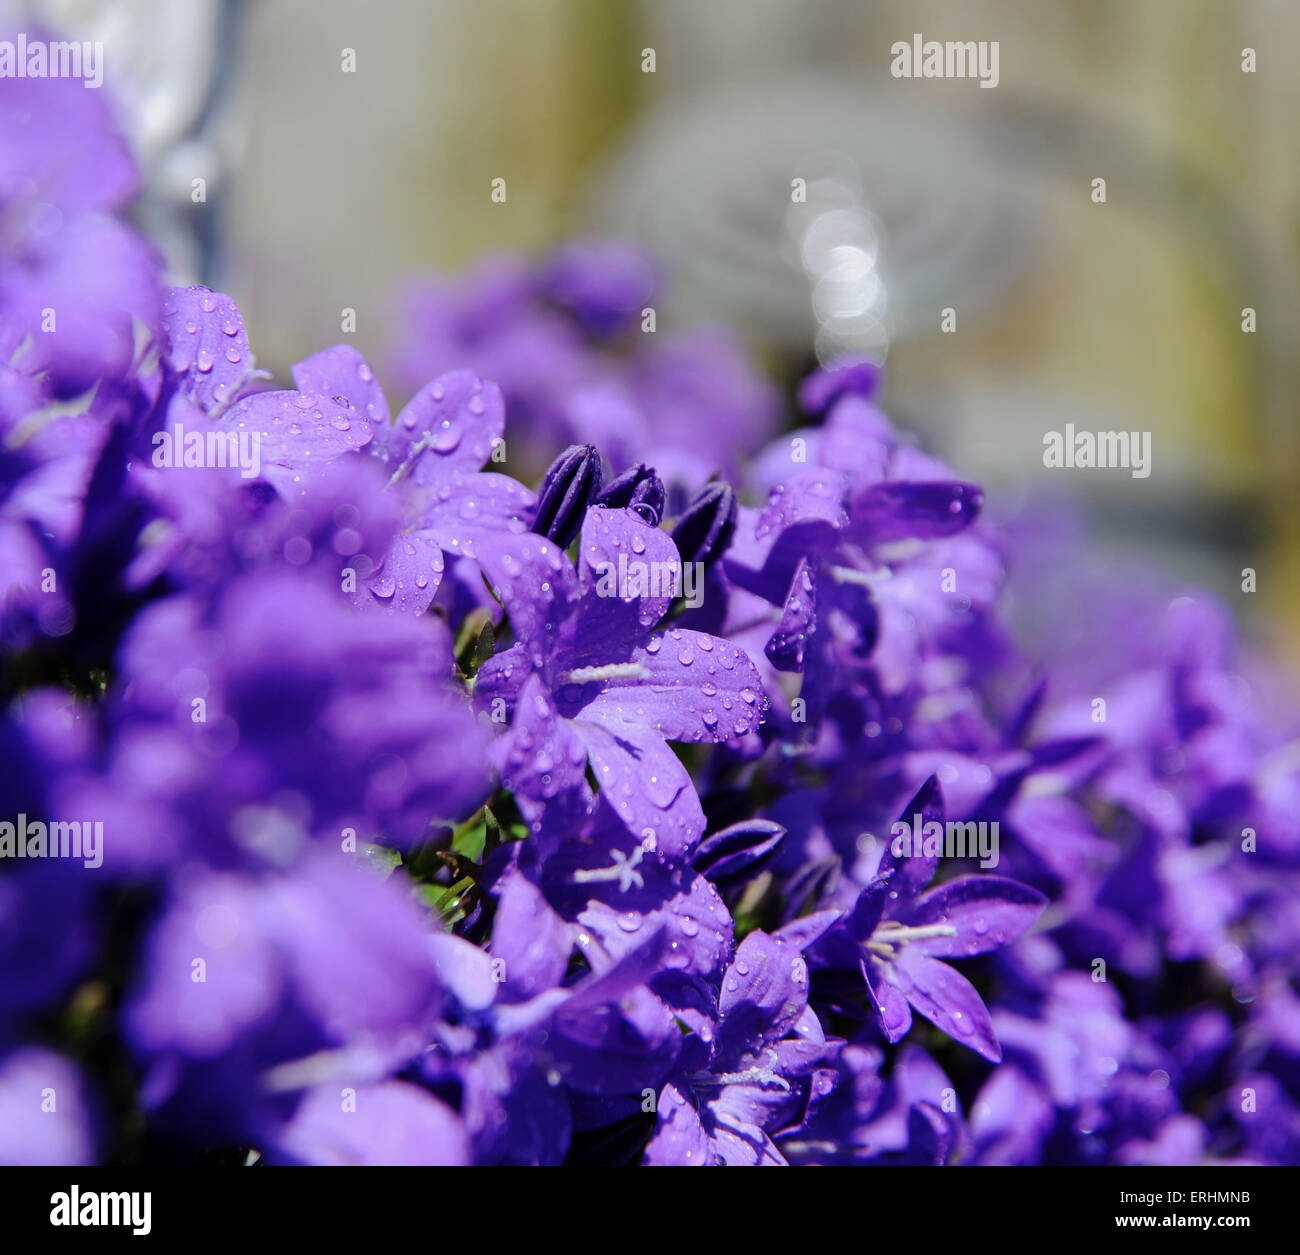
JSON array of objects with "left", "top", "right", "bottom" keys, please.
[{"left": 433, "top": 420, "right": 461, "bottom": 452}]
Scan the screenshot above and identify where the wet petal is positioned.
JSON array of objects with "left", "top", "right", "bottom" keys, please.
[
  {"left": 571, "top": 627, "right": 765, "bottom": 743},
  {"left": 575, "top": 717, "right": 706, "bottom": 858},
  {"left": 161, "top": 284, "right": 253, "bottom": 413},
  {"left": 644, "top": 1083, "right": 711, "bottom": 1166},
  {"left": 892, "top": 950, "right": 1000, "bottom": 1061},
  {"left": 291, "top": 344, "right": 390, "bottom": 429},
  {"left": 902, "top": 875, "right": 1047, "bottom": 958},
  {"left": 576, "top": 506, "right": 680, "bottom": 646},
  {"left": 394, "top": 369, "right": 504, "bottom": 479}
]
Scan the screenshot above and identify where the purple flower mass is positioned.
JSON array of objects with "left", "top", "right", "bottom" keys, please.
[{"left": 1, "top": 60, "right": 1298, "bottom": 1174}]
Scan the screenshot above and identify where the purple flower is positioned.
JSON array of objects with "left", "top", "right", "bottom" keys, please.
[
  {"left": 542, "top": 239, "right": 657, "bottom": 339},
  {"left": 5, "top": 67, "right": 1300, "bottom": 1167},
  {"left": 797, "top": 355, "right": 883, "bottom": 416},
  {"left": 476, "top": 505, "right": 766, "bottom": 856},
  {"left": 0, "top": 67, "right": 160, "bottom": 396},
  {"left": 123, "top": 850, "right": 450, "bottom": 1148},
  {"left": 644, "top": 921, "right": 839, "bottom": 1166},
  {"left": 156, "top": 294, "right": 534, "bottom": 618},
  {"left": 73, "top": 569, "right": 489, "bottom": 868},
  {"left": 812, "top": 778, "right": 1046, "bottom": 1061},
  {"left": 785, "top": 1044, "right": 968, "bottom": 1165}
]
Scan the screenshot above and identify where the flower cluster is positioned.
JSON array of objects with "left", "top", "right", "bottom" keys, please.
[{"left": 2, "top": 69, "right": 1298, "bottom": 1168}]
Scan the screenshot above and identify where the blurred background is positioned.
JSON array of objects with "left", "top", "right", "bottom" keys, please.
[{"left": 20, "top": 0, "right": 1300, "bottom": 661}]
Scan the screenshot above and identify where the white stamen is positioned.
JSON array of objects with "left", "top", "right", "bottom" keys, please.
[
  {"left": 571, "top": 846, "right": 646, "bottom": 893},
  {"left": 561, "top": 662, "right": 651, "bottom": 684},
  {"left": 866, "top": 920, "right": 958, "bottom": 957},
  {"left": 690, "top": 1049, "right": 790, "bottom": 1093},
  {"left": 829, "top": 563, "right": 889, "bottom": 589}
]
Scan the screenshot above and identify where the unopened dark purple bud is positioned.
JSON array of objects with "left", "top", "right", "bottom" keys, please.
[
  {"left": 596, "top": 463, "right": 665, "bottom": 526},
  {"left": 692, "top": 819, "right": 786, "bottom": 887},
  {"left": 532, "top": 443, "right": 603, "bottom": 547},
  {"left": 670, "top": 481, "right": 738, "bottom": 567}
]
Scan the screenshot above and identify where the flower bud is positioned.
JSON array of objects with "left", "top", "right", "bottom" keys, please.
[
  {"left": 532, "top": 443, "right": 603, "bottom": 547},
  {"left": 596, "top": 463, "right": 666, "bottom": 527},
  {"left": 692, "top": 819, "right": 785, "bottom": 887},
  {"left": 670, "top": 481, "right": 738, "bottom": 568}
]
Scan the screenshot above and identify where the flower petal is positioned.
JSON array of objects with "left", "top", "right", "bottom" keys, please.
[
  {"left": 393, "top": 369, "right": 503, "bottom": 478},
  {"left": 473, "top": 531, "right": 579, "bottom": 664},
  {"left": 353, "top": 528, "right": 444, "bottom": 616},
  {"left": 892, "top": 950, "right": 1001, "bottom": 1061},
  {"left": 274, "top": 1081, "right": 468, "bottom": 1166},
  {"left": 226, "top": 390, "right": 373, "bottom": 494},
  {"left": 575, "top": 717, "right": 706, "bottom": 857},
  {"left": 576, "top": 506, "right": 680, "bottom": 646},
  {"left": 489, "top": 674, "right": 589, "bottom": 802},
  {"left": 419, "top": 470, "right": 536, "bottom": 560},
  {"left": 765, "top": 557, "right": 816, "bottom": 673},
  {"left": 717, "top": 930, "right": 810, "bottom": 1064},
  {"left": 862, "top": 956, "right": 913, "bottom": 1044},
  {"left": 568, "top": 627, "right": 765, "bottom": 743},
  {"left": 725, "top": 473, "right": 844, "bottom": 605},
  {"left": 644, "top": 1083, "right": 711, "bottom": 1166},
  {"left": 291, "top": 344, "right": 390, "bottom": 428},
  {"left": 902, "top": 875, "right": 1047, "bottom": 958},
  {"left": 161, "top": 285, "right": 254, "bottom": 413},
  {"left": 876, "top": 774, "right": 944, "bottom": 897},
  {"left": 489, "top": 859, "right": 573, "bottom": 999},
  {"left": 849, "top": 480, "right": 983, "bottom": 544}
]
